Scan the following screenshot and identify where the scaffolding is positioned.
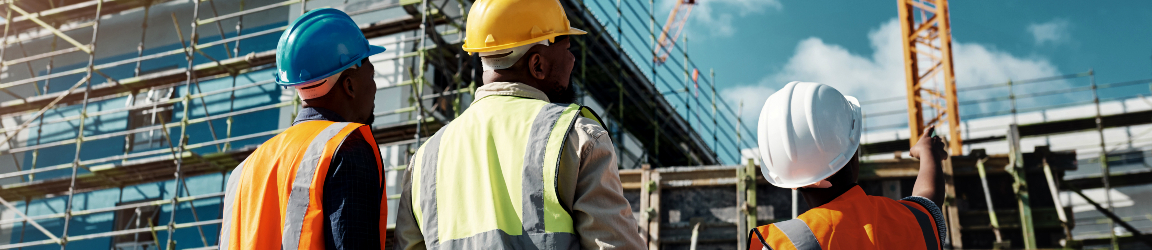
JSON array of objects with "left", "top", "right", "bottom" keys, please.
[
  {"left": 859, "top": 69, "right": 1152, "bottom": 248},
  {"left": 617, "top": 147, "right": 1081, "bottom": 249},
  {"left": 0, "top": 0, "right": 752, "bottom": 249},
  {"left": 577, "top": 0, "right": 758, "bottom": 167},
  {"left": 0, "top": 0, "right": 457, "bottom": 248}
]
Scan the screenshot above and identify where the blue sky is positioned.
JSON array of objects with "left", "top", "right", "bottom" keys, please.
[{"left": 643, "top": 0, "right": 1152, "bottom": 124}]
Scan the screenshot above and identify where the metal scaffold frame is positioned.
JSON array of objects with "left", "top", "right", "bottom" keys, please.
[{"left": 858, "top": 67, "right": 1152, "bottom": 248}]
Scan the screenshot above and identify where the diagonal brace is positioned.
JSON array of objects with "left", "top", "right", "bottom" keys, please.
[
  {"left": 7, "top": 4, "right": 92, "bottom": 54},
  {"left": 0, "top": 196, "right": 62, "bottom": 245},
  {"left": 1068, "top": 185, "right": 1152, "bottom": 248}
]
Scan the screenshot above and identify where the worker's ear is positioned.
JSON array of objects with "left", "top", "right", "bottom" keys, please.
[
  {"left": 340, "top": 72, "right": 356, "bottom": 99},
  {"left": 528, "top": 53, "right": 547, "bottom": 80}
]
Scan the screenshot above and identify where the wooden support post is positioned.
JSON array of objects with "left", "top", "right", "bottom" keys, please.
[
  {"left": 1007, "top": 124, "right": 1037, "bottom": 249},
  {"left": 1040, "top": 149, "right": 1072, "bottom": 245},
  {"left": 639, "top": 164, "right": 651, "bottom": 244},
  {"left": 745, "top": 159, "right": 758, "bottom": 236},
  {"left": 736, "top": 164, "right": 748, "bottom": 250},
  {"left": 974, "top": 149, "right": 1008, "bottom": 248},
  {"left": 942, "top": 154, "right": 963, "bottom": 249},
  {"left": 737, "top": 160, "right": 758, "bottom": 250},
  {"left": 976, "top": 153, "right": 1004, "bottom": 245},
  {"left": 648, "top": 172, "right": 662, "bottom": 250}
]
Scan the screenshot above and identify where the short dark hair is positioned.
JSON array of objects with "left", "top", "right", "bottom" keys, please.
[
  {"left": 334, "top": 58, "right": 370, "bottom": 87},
  {"left": 303, "top": 58, "right": 369, "bottom": 102},
  {"left": 826, "top": 150, "right": 860, "bottom": 186}
]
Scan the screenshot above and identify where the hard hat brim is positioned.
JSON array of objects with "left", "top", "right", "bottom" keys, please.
[
  {"left": 367, "top": 44, "right": 387, "bottom": 58},
  {"left": 462, "top": 28, "right": 587, "bottom": 53},
  {"left": 277, "top": 45, "right": 387, "bottom": 86}
]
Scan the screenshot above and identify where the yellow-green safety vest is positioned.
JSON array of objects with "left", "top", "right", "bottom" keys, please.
[{"left": 410, "top": 94, "right": 604, "bottom": 249}]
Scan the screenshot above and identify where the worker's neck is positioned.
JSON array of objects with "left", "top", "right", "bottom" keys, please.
[
  {"left": 302, "top": 102, "right": 357, "bottom": 123},
  {"left": 798, "top": 183, "right": 857, "bottom": 209},
  {"left": 484, "top": 72, "right": 543, "bottom": 91}
]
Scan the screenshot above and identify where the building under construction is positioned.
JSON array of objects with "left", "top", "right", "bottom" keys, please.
[{"left": 0, "top": 0, "right": 1150, "bottom": 249}]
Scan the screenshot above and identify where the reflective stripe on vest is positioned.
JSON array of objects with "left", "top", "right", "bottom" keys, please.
[
  {"left": 218, "top": 159, "right": 246, "bottom": 250},
  {"left": 775, "top": 219, "right": 821, "bottom": 250},
  {"left": 218, "top": 121, "right": 384, "bottom": 249},
  {"left": 411, "top": 95, "right": 597, "bottom": 249}
]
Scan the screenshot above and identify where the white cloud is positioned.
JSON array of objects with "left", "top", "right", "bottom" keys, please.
[
  {"left": 677, "top": 0, "right": 782, "bottom": 37},
  {"left": 723, "top": 18, "right": 1064, "bottom": 129},
  {"left": 1028, "top": 19, "right": 1070, "bottom": 45},
  {"left": 951, "top": 41, "right": 1067, "bottom": 114}
]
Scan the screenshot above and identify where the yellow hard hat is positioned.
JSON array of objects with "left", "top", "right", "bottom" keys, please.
[{"left": 462, "top": 0, "right": 587, "bottom": 53}]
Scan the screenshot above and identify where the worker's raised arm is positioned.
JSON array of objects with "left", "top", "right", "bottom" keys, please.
[{"left": 908, "top": 125, "right": 948, "bottom": 207}]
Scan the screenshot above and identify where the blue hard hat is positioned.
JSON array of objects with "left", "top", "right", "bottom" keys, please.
[{"left": 275, "top": 8, "right": 386, "bottom": 86}]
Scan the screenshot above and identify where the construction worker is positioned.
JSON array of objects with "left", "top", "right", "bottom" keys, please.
[
  {"left": 748, "top": 81, "right": 948, "bottom": 250},
  {"left": 218, "top": 8, "right": 388, "bottom": 249},
  {"left": 393, "top": 0, "right": 645, "bottom": 248}
]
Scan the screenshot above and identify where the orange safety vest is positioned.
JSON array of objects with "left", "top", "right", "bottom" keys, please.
[
  {"left": 218, "top": 121, "right": 386, "bottom": 249},
  {"left": 749, "top": 186, "right": 943, "bottom": 250}
]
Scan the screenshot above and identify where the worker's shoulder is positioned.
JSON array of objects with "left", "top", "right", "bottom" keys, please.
[
  {"left": 794, "top": 207, "right": 836, "bottom": 227},
  {"left": 796, "top": 193, "right": 910, "bottom": 221},
  {"left": 340, "top": 131, "right": 388, "bottom": 163},
  {"left": 857, "top": 194, "right": 943, "bottom": 228},
  {"left": 859, "top": 193, "right": 934, "bottom": 215},
  {"left": 335, "top": 128, "right": 373, "bottom": 148},
  {"left": 572, "top": 116, "right": 609, "bottom": 141}
]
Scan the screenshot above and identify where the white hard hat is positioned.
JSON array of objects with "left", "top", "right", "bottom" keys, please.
[{"left": 757, "top": 81, "right": 862, "bottom": 188}]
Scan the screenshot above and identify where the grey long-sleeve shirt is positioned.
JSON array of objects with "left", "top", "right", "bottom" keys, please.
[{"left": 394, "top": 82, "right": 644, "bottom": 249}]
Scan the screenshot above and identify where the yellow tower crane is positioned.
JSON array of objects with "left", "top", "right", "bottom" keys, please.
[
  {"left": 654, "top": 0, "right": 695, "bottom": 65},
  {"left": 898, "top": 0, "right": 962, "bottom": 156}
]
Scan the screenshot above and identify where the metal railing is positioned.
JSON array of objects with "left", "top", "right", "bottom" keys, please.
[
  {"left": 860, "top": 70, "right": 1152, "bottom": 142},
  {"left": 582, "top": 0, "right": 757, "bottom": 165}
]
